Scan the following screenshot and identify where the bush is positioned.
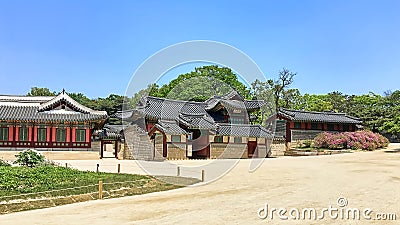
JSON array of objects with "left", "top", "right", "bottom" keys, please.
[
  {"left": 313, "top": 131, "right": 390, "bottom": 150},
  {"left": 14, "top": 149, "right": 45, "bottom": 167},
  {"left": 0, "top": 159, "right": 11, "bottom": 167},
  {"left": 296, "top": 140, "right": 313, "bottom": 148}
]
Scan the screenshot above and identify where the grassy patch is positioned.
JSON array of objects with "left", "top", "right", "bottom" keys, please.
[{"left": 0, "top": 165, "right": 198, "bottom": 214}]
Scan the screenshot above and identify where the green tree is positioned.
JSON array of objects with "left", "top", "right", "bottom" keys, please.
[
  {"left": 156, "top": 65, "right": 251, "bottom": 101},
  {"left": 14, "top": 150, "right": 45, "bottom": 167},
  {"left": 27, "top": 87, "right": 56, "bottom": 96},
  {"left": 280, "top": 88, "right": 302, "bottom": 109},
  {"left": 251, "top": 68, "right": 296, "bottom": 111},
  {"left": 345, "top": 93, "right": 385, "bottom": 131},
  {"left": 272, "top": 68, "right": 296, "bottom": 110},
  {"left": 68, "top": 92, "right": 96, "bottom": 108},
  {"left": 378, "top": 90, "right": 400, "bottom": 137},
  {"left": 294, "top": 94, "right": 333, "bottom": 112},
  {"left": 327, "top": 91, "right": 348, "bottom": 112}
]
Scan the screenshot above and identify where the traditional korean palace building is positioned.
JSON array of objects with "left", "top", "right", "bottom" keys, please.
[
  {"left": 118, "top": 91, "right": 274, "bottom": 160},
  {"left": 0, "top": 91, "right": 108, "bottom": 150},
  {"left": 269, "top": 108, "right": 362, "bottom": 144}
]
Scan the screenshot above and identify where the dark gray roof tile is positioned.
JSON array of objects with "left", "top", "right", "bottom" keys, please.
[
  {"left": 154, "top": 120, "right": 189, "bottom": 135},
  {"left": 217, "top": 123, "right": 273, "bottom": 138},
  {"left": 277, "top": 108, "right": 361, "bottom": 124}
]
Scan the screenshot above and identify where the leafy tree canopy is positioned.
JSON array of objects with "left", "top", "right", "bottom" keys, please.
[
  {"left": 154, "top": 65, "right": 251, "bottom": 101},
  {"left": 27, "top": 87, "right": 56, "bottom": 96}
]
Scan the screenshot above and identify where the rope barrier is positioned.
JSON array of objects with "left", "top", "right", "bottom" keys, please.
[{"left": 0, "top": 179, "right": 152, "bottom": 203}]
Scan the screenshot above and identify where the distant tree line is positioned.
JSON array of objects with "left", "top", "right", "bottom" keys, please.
[{"left": 27, "top": 65, "right": 400, "bottom": 140}]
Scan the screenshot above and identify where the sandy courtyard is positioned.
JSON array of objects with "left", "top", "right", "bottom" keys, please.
[{"left": 1, "top": 145, "right": 399, "bottom": 224}]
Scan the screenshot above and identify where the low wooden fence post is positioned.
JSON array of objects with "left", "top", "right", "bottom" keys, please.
[
  {"left": 177, "top": 166, "right": 180, "bottom": 176},
  {"left": 201, "top": 170, "right": 205, "bottom": 182},
  {"left": 117, "top": 164, "right": 121, "bottom": 173},
  {"left": 96, "top": 164, "right": 99, "bottom": 173},
  {"left": 98, "top": 180, "right": 103, "bottom": 199}
]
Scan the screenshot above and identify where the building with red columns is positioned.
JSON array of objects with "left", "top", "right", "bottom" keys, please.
[{"left": 0, "top": 90, "right": 108, "bottom": 150}]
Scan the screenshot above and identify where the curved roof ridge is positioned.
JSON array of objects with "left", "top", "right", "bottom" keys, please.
[{"left": 38, "top": 91, "right": 107, "bottom": 115}]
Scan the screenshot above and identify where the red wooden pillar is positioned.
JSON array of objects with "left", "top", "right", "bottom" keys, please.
[
  {"left": 28, "top": 126, "right": 33, "bottom": 142},
  {"left": 114, "top": 140, "right": 118, "bottom": 159},
  {"left": 100, "top": 140, "right": 103, "bottom": 159},
  {"left": 71, "top": 127, "right": 76, "bottom": 142},
  {"left": 46, "top": 127, "right": 51, "bottom": 142},
  {"left": 52, "top": 127, "right": 56, "bottom": 142},
  {"left": 34, "top": 126, "right": 38, "bottom": 142},
  {"left": 85, "top": 128, "right": 90, "bottom": 143},
  {"left": 15, "top": 126, "right": 19, "bottom": 142},
  {"left": 286, "top": 122, "right": 291, "bottom": 142},
  {"left": 8, "top": 126, "right": 14, "bottom": 141},
  {"left": 66, "top": 127, "right": 70, "bottom": 142}
]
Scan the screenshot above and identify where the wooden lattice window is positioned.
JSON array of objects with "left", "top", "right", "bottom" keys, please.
[
  {"left": 56, "top": 129, "right": 66, "bottom": 142},
  {"left": 19, "top": 127, "right": 28, "bottom": 141},
  {"left": 171, "top": 135, "right": 181, "bottom": 143},
  {"left": 37, "top": 128, "right": 47, "bottom": 142},
  {"left": 76, "top": 129, "right": 86, "bottom": 142},
  {"left": 0, "top": 127, "right": 8, "bottom": 141},
  {"left": 214, "top": 136, "right": 223, "bottom": 143},
  {"left": 234, "top": 137, "right": 242, "bottom": 143}
]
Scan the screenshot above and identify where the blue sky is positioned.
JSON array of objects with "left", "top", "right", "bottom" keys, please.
[{"left": 0, "top": 0, "right": 399, "bottom": 98}]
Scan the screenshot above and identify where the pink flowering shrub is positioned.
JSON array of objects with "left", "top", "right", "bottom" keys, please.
[{"left": 313, "top": 131, "right": 389, "bottom": 150}]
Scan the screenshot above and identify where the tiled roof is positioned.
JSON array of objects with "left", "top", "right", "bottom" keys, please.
[
  {"left": 0, "top": 92, "right": 108, "bottom": 123},
  {"left": 0, "top": 95, "right": 54, "bottom": 103},
  {"left": 98, "top": 129, "right": 121, "bottom": 140},
  {"left": 0, "top": 105, "right": 107, "bottom": 123},
  {"left": 277, "top": 108, "right": 361, "bottom": 124},
  {"left": 178, "top": 114, "right": 217, "bottom": 130},
  {"left": 138, "top": 96, "right": 208, "bottom": 120},
  {"left": 39, "top": 92, "right": 105, "bottom": 115},
  {"left": 205, "top": 90, "right": 266, "bottom": 111},
  {"left": 112, "top": 110, "right": 134, "bottom": 120},
  {"left": 153, "top": 120, "right": 189, "bottom": 135},
  {"left": 217, "top": 123, "right": 273, "bottom": 138},
  {"left": 104, "top": 124, "right": 125, "bottom": 133}
]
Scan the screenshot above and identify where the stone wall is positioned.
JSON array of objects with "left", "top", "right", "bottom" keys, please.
[
  {"left": 256, "top": 145, "right": 267, "bottom": 158},
  {"left": 270, "top": 139, "right": 286, "bottom": 157},
  {"left": 210, "top": 143, "right": 248, "bottom": 159},
  {"left": 123, "top": 125, "right": 156, "bottom": 160},
  {"left": 166, "top": 143, "right": 186, "bottom": 160}
]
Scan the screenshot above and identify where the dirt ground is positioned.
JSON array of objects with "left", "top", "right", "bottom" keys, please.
[{"left": 1, "top": 144, "right": 399, "bottom": 225}]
